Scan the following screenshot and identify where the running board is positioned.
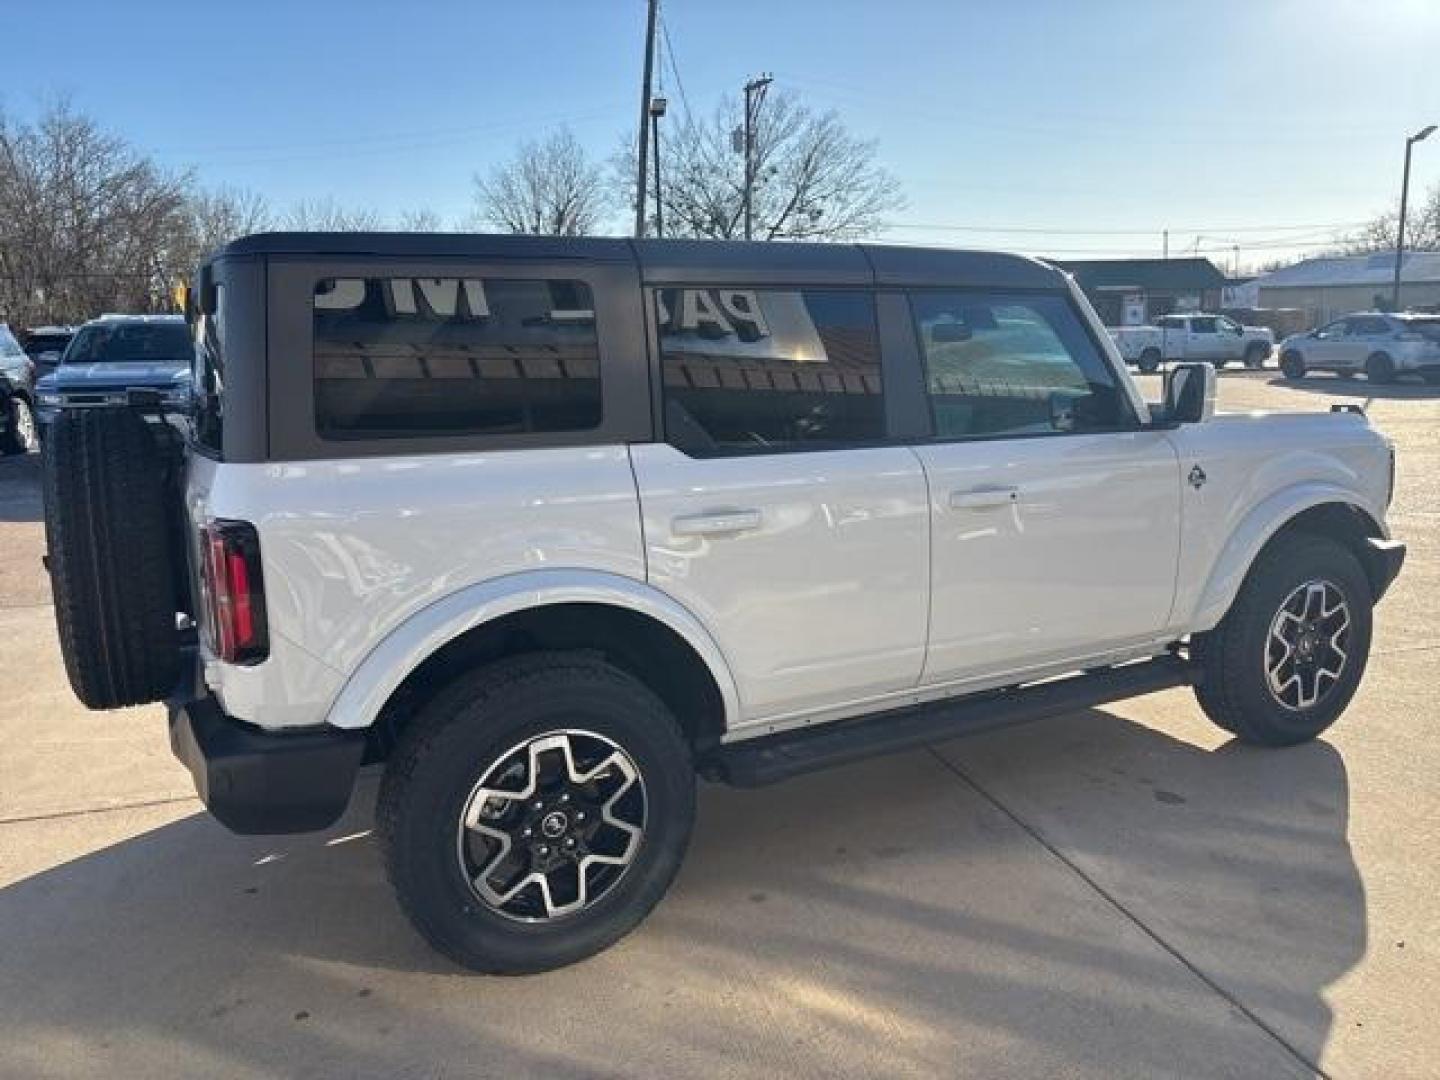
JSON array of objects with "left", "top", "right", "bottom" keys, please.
[{"left": 705, "top": 656, "right": 1194, "bottom": 788}]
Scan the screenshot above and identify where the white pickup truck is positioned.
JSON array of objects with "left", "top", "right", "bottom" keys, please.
[{"left": 1110, "top": 314, "right": 1275, "bottom": 372}]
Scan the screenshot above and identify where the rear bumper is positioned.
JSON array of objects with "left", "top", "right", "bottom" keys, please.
[
  {"left": 168, "top": 693, "right": 364, "bottom": 835},
  {"left": 1365, "top": 538, "right": 1406, "bottom": 602}
]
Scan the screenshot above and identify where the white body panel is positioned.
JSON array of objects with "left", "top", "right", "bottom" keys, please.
[
  {"left": 630, "top": 443, "right": 930, "bottom": 724},
  {"left": 189, "top": 446, "right": 648, "bottom": 728},
  {"left": 915, "top": 430, "right": 1181, "bottom": 682}
]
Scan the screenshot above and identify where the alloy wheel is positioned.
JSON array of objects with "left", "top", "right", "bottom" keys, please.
[
  {"left": 457, "top": 729, "right": 646, "bottom": 922},
  {"left": 1265, "top": 579, "right": 1351, "bottom": 711}
]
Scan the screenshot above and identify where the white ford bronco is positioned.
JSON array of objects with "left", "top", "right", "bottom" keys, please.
[{"left": 43, "top": 233, "right": 1404, "bottom": 974}]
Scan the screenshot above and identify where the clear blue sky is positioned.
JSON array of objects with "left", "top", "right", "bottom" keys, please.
[{"left": 5, "top": 0, "right": 1439, "bottom": 269}]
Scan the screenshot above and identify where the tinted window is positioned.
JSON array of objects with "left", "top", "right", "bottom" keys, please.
[
  {"left": 313, "top": 277, "right": 601, "bottom": 439},
  {"left": 657, "top": 288, "right": 884, "bottom": 454},
  {"left": 1157, "top": 316, "right": 1185, "bottom": 330},
  {"left": 910, "top": 292, "right": 1130, "bottom": 439},
  {"left": 1351, "top": 316, "right": 1391, "bottom": 336},
  {"left": 1189, "top": 317, "right": 1218, "bottom": 333}
]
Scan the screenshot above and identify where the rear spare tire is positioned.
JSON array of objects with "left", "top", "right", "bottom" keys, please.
[{"left": 44, "top": 409, "right": 182, "bottom": 709}]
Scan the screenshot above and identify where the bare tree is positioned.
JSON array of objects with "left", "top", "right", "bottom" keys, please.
[
  {"left": 621, "top": 90, "right": 902, "bottom": 241},
  {"left": 185, "top": 186, "right": 272, "bottom": 253},
  {"left": 283, "top": 196, "right": 383, "bottom": 231},
  {"left": 393, "top": 207, "right": 446, "bottom": 231},
  {"left": 474, "top": 128, "right": 610, "bottom": 236},
  {"left": 1344, "top": 181, "right": 1440, "bottom": 254},
  {"left": 0, "top": 100, "right": 193, "bottom": 324}
]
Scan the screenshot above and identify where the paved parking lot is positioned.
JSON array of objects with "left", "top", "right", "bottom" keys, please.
[{"left": 1, "top": 372, "right": 1436, "bottom": 1079}]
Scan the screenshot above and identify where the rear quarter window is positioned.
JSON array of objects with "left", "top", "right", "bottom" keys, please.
[{"left": 312, "top": 277, "right": 601, "bottom": 439}]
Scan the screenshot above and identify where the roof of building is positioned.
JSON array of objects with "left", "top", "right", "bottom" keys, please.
[
  {"left": 1257, "top": 251, "right": 1440, "bottom": 288},
  {"left": 1050, "top": 257, "right": 1228, "bottom": 292}
]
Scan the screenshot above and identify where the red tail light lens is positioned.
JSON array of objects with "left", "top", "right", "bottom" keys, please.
[{"left": 199, "top": 520, "right": 268, "bottom": 664}]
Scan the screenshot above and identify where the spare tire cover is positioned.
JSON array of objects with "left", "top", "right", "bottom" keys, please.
[{"left": 43, "top": 409, "right": 182, "bottom": 709}]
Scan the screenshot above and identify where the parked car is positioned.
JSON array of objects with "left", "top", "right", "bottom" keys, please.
[
  {"left": 1109, "top": 313, "right": 1274, "bottom": 371},
  {"left": 42, "top": 234, "right": 1404, "bottom": 974},
  {"left": 22, "top": 325, "right": 77, "bottom": 378},
  {"left": 0, "top": 323, "right": 38, "bottom": 455},
  {"left": 1278, "top": 312, "right": 1440, "bottom": 384},
  {"left": 34, "top": 314, "right": 193, "bottom": 436}
]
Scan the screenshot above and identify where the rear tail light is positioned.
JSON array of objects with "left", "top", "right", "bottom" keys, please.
[{"left": 199, "top": 520, "right": 268, "bottom": 664}]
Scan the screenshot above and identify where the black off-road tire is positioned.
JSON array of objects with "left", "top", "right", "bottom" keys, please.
[
  {"left": 1138, "top": 348, "right": 1162, "bottom": 374},
  {"left": 377, "top": 653, "right": 696, "bottom": 974},
  {"left": 1366, "top": 352, "right": 1396, "bottom": 384},
  {"left": 1192, "top": 533, "right": 1372, "bottom": 746},
  {"left": 1279, "top": 350, "right": 1306, "bottom": 380},
  {"left": 43, "top": 410, "right": 181, "bottom": 708}
]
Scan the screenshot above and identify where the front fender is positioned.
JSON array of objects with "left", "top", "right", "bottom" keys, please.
[
  {"left": 322, "top": 569, "right": 742, "bottom": 732},
  {"left": 1189, "top": 482, "right": 1387, "bottom": 632}
]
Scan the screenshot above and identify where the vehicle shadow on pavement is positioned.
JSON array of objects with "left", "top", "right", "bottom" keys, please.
[
  {"left": 1266, "top": 375, "right": 1440, "bottom": 401},
  {"left": 0, "top": 710, "right": 1360, "bottom": 1078},
  {"left": 0, "top": 452, "right": 44, "bottom": 524}
]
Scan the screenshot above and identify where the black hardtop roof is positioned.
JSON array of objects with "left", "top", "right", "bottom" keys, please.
[{"left": 213, "top": 232, "right": 1068, "bottom": 290}]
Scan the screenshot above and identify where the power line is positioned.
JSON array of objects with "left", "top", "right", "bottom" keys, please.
[{"left": 658, "top": 11, "right": 692, "bottom": 124}]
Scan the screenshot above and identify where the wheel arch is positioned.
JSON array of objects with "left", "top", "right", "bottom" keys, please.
[
  {"left": 1191, "top": 488, "right": 1389, "bottom": 633},
  {"left": 321, "top": 569, "right": 741, "bottom": 754}
]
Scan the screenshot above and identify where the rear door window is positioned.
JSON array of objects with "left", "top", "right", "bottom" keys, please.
[
  {"left": 312, "top": 277, "right": 601, "bottom": 439},
  {"left": 909, "top": 292, "right": 1132, "bottom": 439},
  {"left": 656, "top": 287, "right": 885, "bottom": 454}
]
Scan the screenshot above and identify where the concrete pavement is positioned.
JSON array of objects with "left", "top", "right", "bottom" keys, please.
[{"left": 2, "top": 372, "right": 1436, "bottom": 1078}]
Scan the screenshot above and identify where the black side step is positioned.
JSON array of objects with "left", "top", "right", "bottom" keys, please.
[{"left": 706, "top": 656, "right": 1194, "bottom": 788}]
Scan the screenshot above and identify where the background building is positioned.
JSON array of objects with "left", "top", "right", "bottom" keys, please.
[
  {"left": 1052, "top": 258, "right": 1227, "bottom": 326},
  {"left": 1254, "top": 252, "right": 1440, "bottom": 327}
]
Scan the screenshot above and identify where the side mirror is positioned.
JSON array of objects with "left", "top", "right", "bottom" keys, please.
[{"left": 1163, "top": 362, "right": 1216, "bottom": 424}]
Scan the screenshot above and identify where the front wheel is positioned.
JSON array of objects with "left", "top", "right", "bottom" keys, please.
[
  {"left": 1192, "top": 534, "right": 1372, "bottom": 746},
  {"left": 1244, "top": 343, "right": 1270, "bottom": 369},
  {"left": 1366, "top": 352, "right": 1396, "bottom": 384},
  {"left": 1137, "top": 348, "right": 1162, "bottom": 374},
  {"left": 377, "top": 653, "right": 696, "bottom": 974}
]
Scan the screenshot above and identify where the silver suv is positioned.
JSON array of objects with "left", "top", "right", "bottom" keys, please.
[{"left": 1278, "top": 311, "right": 1440, "bottom": 384}]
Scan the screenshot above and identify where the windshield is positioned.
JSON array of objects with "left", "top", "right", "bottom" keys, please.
[{"left": 63, "top": 323, "right": 193, "bottom": 365}]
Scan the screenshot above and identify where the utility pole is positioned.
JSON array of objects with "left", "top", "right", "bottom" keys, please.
[
  {"left": 741, "top": 74, "right": 773, "bottom": 241},
  {"left": 633, "top": 0, "right": 659, "bottom": 238},
  {"left": 649, "top": 97, "right": 667, "bottom": 238},
  {"left": 1394, "top": 124, "right": 1436, "bottom": 309}
]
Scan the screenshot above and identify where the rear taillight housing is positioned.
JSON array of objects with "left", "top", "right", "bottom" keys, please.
[{"left": 199, "top": 520, "right": 268, "bottom": 664}]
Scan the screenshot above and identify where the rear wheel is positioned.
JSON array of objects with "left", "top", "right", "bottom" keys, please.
[
  {"left": 1192, "top": 533, "right": 1371, "bottom": 746},
  {"left": 1279, "top": 350, "right": 1306, "bottom": 380},
  {"left": 377, "top": 653, "right": 696, "bottom": 974},
  {"left": 1138, "top": 348, "right": 1162, "bottom": 374},
  {"left": 1, "top": 395, "right": 37, "bottom": 455},
  {"left": 43, "top": 410, "right": 182, "bottom": 708},
  {"left": 1366, "top": 352, "right": 1396, "bottom": 384}
]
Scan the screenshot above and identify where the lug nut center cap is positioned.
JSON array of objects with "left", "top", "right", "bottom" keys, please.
[{"left": 540, "top": 811, "right": 569, "bottom": 839}]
